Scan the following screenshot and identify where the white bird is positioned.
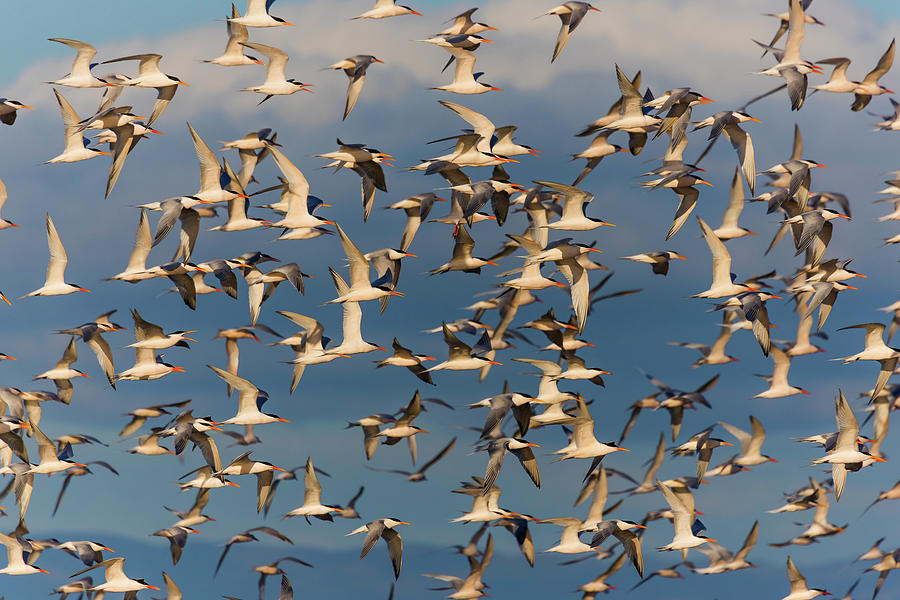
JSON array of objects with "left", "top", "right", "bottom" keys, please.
[
  {"left": 208, "top": 365, "right": 290, "bottom": 426},
  {"left": 229, "top": 0, "right": 296, "bottom": 27},
  {"left": 354, "top": 0, "right": 422, "bottom": 19},
  {"left": 693, "top": 217, "right": 754, "bottom": 298},
  {"left": 656, "top": 479, "right": 716, "bottom": 551},
  {"left": 241, "top": 42, "right": 312, "bottom": 104},
  {"left": 328, "top": 224, "right": 404, "bottom": 303},
  {"left": 284, "top": 457, "right": 344, "bottom": 521},
  {"left": 430, "top": 49, "right": 501, "bottom": 95},
  {"left": 46, "top": 89, "right": 113, "bottom": 164},
  {"left": 837, "top": 323, "right": 900, "bottom": 400},
  {"left": 71, "top": 558, "right": 159, "bottom": 593},
  {"left": 25, "top": 214, "right": 90, "bottom": 297},
  {"left": 718, "top": 416, "right": 777, "bottom": 466},
  {"left": 0, "top": 175, "right": 18, "bottom": 230},
  {"left": 755, "top": 345, "right": 808, "bottom": 398},
  {"left": 0, "top": 533, "right": 49, "bottom": 575},
  {"left": 207, "top": 5, "right": 267, "bottom": 65},
  {"left": 781, "top": 556, "right": 829, "bottom": 600},
  {"left": 48, "top": 38, "right": 111, "bottom": 88},
  {"left": 811, "top": 390, "right": 887, "bottom": 500}
]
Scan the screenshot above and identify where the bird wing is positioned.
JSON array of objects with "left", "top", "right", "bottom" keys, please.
[
  {"left": 382, "top": 527, "right": 403, "bottom": 579},
  {"left": 512, "top": 446, "right": 541, "bottom": 488},
  {"left": 697, "top": 216, "right": 732, "bottom": 289},
  {"left": 420, "top": 437, "right": 456, "bottom": 474},
  {"left": 244, "top": 42, "right": 289, "bottom": 84},
  {"left": 335, "top": 224, "right": 371, "bottom": 290},
  {"left": 44, "top": 213, "right": 69, "bottom": 287},
  {"left": 187, "top": 123, "right": 222, "bottom": 193},
  {"left": 735, "top": 520, "right": 759, "bottom": 561},
  {"left": 786, "top": 555, "right": 808, "bottom": 594},
  {"left": 833, "top": 390, "right": 859, "bottom": 452},
  {"left": 84, "top": 329, "right": 116, "bottom": 387},
  {"left": 303, "top": 457, "right": 322, "bottom": 505},
  {"left": 556, "top": 258, "right": 588, "bottom": 333},
  {"left": 782, "top": 0, "right": 806, "bottom": 64},
  {"left": 723, "top": 123, "right": 755, "bottom": 195},
  {"left": 862, "top": 39, "right": 895, "bottom": 85},
  {"left": 359, "top": 522, "right": 384, "bottom": 559},
  {"left": 667, "top": 186, "right": 699, "bottom": 240},
  {"left": 614, "top": 528, "right": 644, "bottom": 577}
]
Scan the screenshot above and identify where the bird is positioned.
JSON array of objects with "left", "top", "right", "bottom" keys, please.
[
  {"left": 693, "top": 217, "right": 755, "bottom": 298},
  {"left": 543, "top": 2, "right": 601, "bottom": 63},
  {"left": 240, "top": 42, "right": 312, "bottom": 104},
  {"left": 0, "top": 533, "right": 49, "bottom": 575},
  {"left": 207, "top": 366, "right": 290, "bottom": 425},
  {"left": 429, "top": 48, "right": 501, "bottom": 95},
  {"left": 354, "top": 0, "right": 422, "bottom": 19},
  {"left": 46, "top": 89, "right": 113, "bottom": 164},
  {"left": 214, "top": 526, "right": 293, "bottom": 575},
  {"left": 100, "top": 53, "right": 187, "bottom": 125},
  {"left": 428, "top": 324, "right": 500, "bottom": 372},
  {"left": 588, "top": 519, "right": 646, "bottom": 576},
  {"left": 850, "top": 39, "right": 895, "bottom": 111},
  {"left": 71, "top": 558, "right": 159, "bottom": 593},
  {"left": 346, "top": 518, "right": 409, "bottom": 579},
  {"left": 656, "top": 479, "right": 717, "bottom": 551},
  {"left": 477, "top": 437, "right": 541, "bottom": 494},
  {"left": 327, "top": 55, "right": 383, "bottom": 120},
  {"left": 284, "top": 457, "right": 344, "bottom": 522},
  {"left": 781, "top": 556, "right": 829, "bottom": 600},
  {"left": 718, "top": 416, "right": 777, "bottom": 466},
  {"left": 837, "top": 323, "right": 900, "bottom": 401},
  {"left": 47, "top": 38, "right": 112, "bottom": 87},
  {"left": 811, "top": 390, "right": 887, "bottom": 500},
  {"left": 0, "top": 98, "right": 34, "bottom": 126},
  {"left": 620, "top": 251, "right": 687, "bottom": 276},
  {"left": 366, "top": 437, "right": 455, "bottom": 482},
  {"left": 229, "top": 0, "right": 296, "bottom": 27},
  {"left": 24, "top": 214, "right": 90, "bottom": 297}
]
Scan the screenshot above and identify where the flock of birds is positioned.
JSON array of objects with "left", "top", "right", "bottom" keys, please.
[{"left": 1, "top": 0, "right": 900, "bottom": 599}]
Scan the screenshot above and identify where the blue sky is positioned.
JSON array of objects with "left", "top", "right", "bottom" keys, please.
[{"left": 2, "top": 1, "right": 900, "bottom": 599}]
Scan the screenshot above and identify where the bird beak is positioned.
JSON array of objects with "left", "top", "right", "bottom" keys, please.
[
  {"left": 527, "top": 148, "right": 541, "bottom": 155},
  {"left": 526, "top": 443, "right": 540, "bottom": 447},
  {"left": 486, "top": 261, "right": 499, "bottom": 266},
  {"left": 721, "top": 442, "right": 734, "bottom": 446},
  {"left": 398, "top": 521, "right": 411, "bottom": 525},
  {"left": 855, "top": 273, "right": 867, "bottom": 278},
  {"left": 4, "top": 356, "right": 15, "bottom": 361},
  {"left": 80, "top": 373, "right": 91, "bottom": 378},
  {"left": 748, "top": 117, "right": 762, "bottom": 123},
  {"left": 617, "top": 447, "right": 630, "bottom": 452},
  {"left": 226, "top": 482, "right": 240, "bottom": 487},
  {"left": 77, "top": 288, "right": 92, "bottom": 293},
  {"left": 501, "top": 158, "right": 518, "bottom": 163},
  {"left": 872, "top": 456, "right": 888, "bottom": 462},
  {"left": 20, "top": 105, "right": 36, "bottom": 110},
  {"left": 480, "top": 39, "right": 495, "bottom": 44},
  {"left": 277, "top": 418, "right": 291, "bottom": 423},
  {"left": 283, "top": 20, "right": 296, "bottom": 26},
  {"left": 102, "top": 547, "right": 114, "bottom": 553},
  {"left": 697, "top": 180, "right": 713, "bottom": 186},
  {"left": 145, "top": 585, "right": 160, "bottom": 590},
  {"left": 768, "top": 458, "right": 778, "bottom": 463},
  {"left": 422, "top": 356, "right": 436, "bottom": 361},
  {"left": 490, "top": 87, "right": 503, "bottom": 91},
  {"left": 706, "top": 538, "right": 718, "bottom": 543},
  {"left": 404, "top": 253, "right": 417, "bottom": 258},
  {"left": 698, "top": 97, "right": 713, "bottom": 104},
  {"left": 634, "top": 524, "right": 647, "bottom": 529},
  {"left": 489, "top": 360, "right": 503, "bottom": 366},
  {"left": 389, "top": 291, "right": 405, "bottom": 297},
  {"left": 272, "top": 466, "right": 286, "bottom": 472},
  {"left": 589, "top": 6, "right": 601, "bottom": 11},
  {"left": 374, "top": 58, "right": 384, "bottom": 64},
  {"left": 171, "top": 366, "right": 185, "bottom": 373},
  {"left": 768, "top": 295, "right": 783, "bottom": 300},
  {"left": 177, "top": 81, "right": 190, "bottom": 86},
  {"left": 409, "top": 10, "right": 422, "bottom": 15},
  {"left": 674, "top": 254, "right": 688, "bottom": 260},
  {"left": 837, "top": 214, "right": 851, "bottom": 219}
]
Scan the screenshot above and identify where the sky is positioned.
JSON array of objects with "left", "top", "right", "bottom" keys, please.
[{"left": 2, "top": 0, "right": 900, "bottom": 598}]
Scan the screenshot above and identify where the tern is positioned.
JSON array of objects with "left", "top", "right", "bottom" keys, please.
[
  {"left": 354, "top": 0, "right": 421, "bottom": 19},
  {"left": 208, "top": 366, "right": 289, "bottom": 425},
  {"left": 429, "top": 325, "right": 500, "bottom": 372},
  {"left": 346, "top": 518, "right": 409, "bottom": 579},
  {"left": 811, "top": 390, "right": 886, "bottom": 500},
  {"left": 477, "top": 437, "right": 541, "bottom": 494},
  {"left": 229, "top": 0, "right": 295, "bottom": 27},
  {"left": 718, "top": 416, "right": 777, "bottom": 466},
  {"left": 329, "top": 224, "right": 403, "bottom": 303},
  {"left": 850, "top": 39, "right": 895, "bottom": 111},
  {"left": 0, "top": 98, "right": 33, "bottom": 126},
  {"left": 656, "top": 479, "right": 716, "bottom": 551},
  {"left": 430, "top": 48, "right": 501, "bottom": 95},
  {"left": 543, "top": 2, "right": 601, "bottom": 63},
  {"left": 837, "top": 323, "right": 900, "bottom": 400},
  {"left": 327, "top": 55, "right": 383, "bottom": 120},
  {"left": 754, "top": 0, "right": 823, "bottom": 110},
  {"left": 0, "top": 533, "right": 49, "bottom": 575},
  {"left": 241, "top": 42, "right": 312, "bottom": 104},
  {"left": 781, "top": 556, "right": 829, "bottom": 600},
  {"left": 206, "top": 5, "right": 265, "bottom": 65},
  {"left": 284, "top": 457, "right": 344, "bottom": 522},
  {"left": 621, "top": 251, "right": 687, "bottom": 276},
  {"left": 693, "top": 217, "right": 754, "bottom": 298},
  {"left": 71, "top": 558, "right": 159, "bottom": 593},
  {"left": 25, "top": 213, "right": 90, "bottom": 297},
  {"left": 101, "top": 53, "right": 187, "bottom": 125},
  {"left": 46, "top": 89, "right": 112, "bottom": 163},
  {"left": 47, "top": 38, "right": 112, "bottom": 87},
  {"left": 588, "top": 520, "right": 646, "bottom": 576}
]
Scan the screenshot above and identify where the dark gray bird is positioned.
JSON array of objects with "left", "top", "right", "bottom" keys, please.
[
  {"left": 347, "top": 518, "right": 409, "bottom": 580},
  {"left": 326, "top": 55, "right": 384, "bottom": 120}
]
